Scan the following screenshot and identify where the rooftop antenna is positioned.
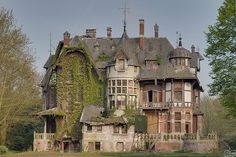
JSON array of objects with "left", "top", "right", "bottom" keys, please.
[
  {"left": 49, "top": 32, "right": 52, "bottom": 55},
  {"left": 120, "top": 0, "right": 130, "bottom": 33},
  {"left": 49, "top": 32, "right": 55, "bottom": 55}
]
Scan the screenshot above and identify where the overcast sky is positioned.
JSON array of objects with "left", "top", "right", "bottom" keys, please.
[{"left": 0, "top": 0, "right": 224, "bottom": 94}]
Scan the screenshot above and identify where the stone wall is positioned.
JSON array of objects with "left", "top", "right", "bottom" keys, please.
[
  {"left": 82, "top": 125, "right": 135, "bottom": 152},
  {"left": 155, "top": 140, "right": 218, "bottom": 152},
  {"left": 183, "top": 140, "right": 218, "bottom": 153}
]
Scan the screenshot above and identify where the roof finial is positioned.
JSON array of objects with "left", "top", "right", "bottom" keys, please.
[{"left": 178, "top": 33, "right": 182, "bottom": 47}]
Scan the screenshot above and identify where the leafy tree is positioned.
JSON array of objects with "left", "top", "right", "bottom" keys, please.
[
  {"left": 201, "top": 95, "right": 236, "bottom": 149},
  {"left": 201, "top": 95, "right": 235, "bottom": 137},
  {"left": 205, "top": 0, "right": 236, "bottom": 115},
  {"left": 0, "top": 8, "right": 42, "bottom": 145}
]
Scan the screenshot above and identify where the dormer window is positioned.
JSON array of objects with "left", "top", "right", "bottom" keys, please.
[
  {"left": 145, "top": 60, "right": 158, "bottom": 70},
  {"left": 118, "top": 59, "right": 125, "bottom": 71}
]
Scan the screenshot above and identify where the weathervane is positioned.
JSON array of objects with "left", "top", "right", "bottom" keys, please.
[{"left": 120, "top": 0, "right": 130, "bottom": 32}]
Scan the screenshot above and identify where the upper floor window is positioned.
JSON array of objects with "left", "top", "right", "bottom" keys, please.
[
  {"left": 174, "top": 81, "right": 183, "bottom": 102},
  {"left": 118, "top": 59, "right": 125, "bottom": 71},
  {"left": 122, "top": 125, "right": 127, "bottom": 134},
  {"left": 113, "top": 125, "right": 119, "bottom": 133},
  {"left": 146, "top": 60, "right": 158, "bottom": 70},
  {"left": 145, "top": 90, "right": 162, "bottom": 103},
  {"left": 97, "top": 125, "right": 102, "bottom": 132},
  {"left": 175, "top": 112, "right": 181, "bottom": 120},
  {"left": 87, "top": 124, "right": 92, "bottom": 132}
]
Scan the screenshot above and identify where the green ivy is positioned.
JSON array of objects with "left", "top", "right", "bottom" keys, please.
[
  {"left": 55, "top": 44, "right": 104, "bottom": 140},
  {"left": 97, "top": 53, "right": 110, "bottom": 62},
  {"left": 156, "top": 54, "right": 161, "bottom": 65}
]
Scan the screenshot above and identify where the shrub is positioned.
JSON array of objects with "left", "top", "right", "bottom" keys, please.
[{"left": 0, "top": 145, "right": 8, "bottom": 154}]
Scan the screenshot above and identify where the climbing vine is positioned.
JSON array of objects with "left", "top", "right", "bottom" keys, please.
[{"left": 55, "top": 44, "right": 104, "bottom": 140}]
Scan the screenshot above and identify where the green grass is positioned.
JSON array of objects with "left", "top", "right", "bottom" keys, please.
[
  {"left": 101, "top": 151, "right": 222, "bottom": 157},
  {"left": 0, "top": 151, "right": 222, "bottom": 157}
]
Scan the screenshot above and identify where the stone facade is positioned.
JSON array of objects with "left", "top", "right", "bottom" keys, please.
[{"left": 82, "top": 125, "right": 135, "bottom": 152}]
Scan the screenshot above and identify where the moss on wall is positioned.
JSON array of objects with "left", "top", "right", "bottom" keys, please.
[{"left": 55, "top": 44, "right": 104, "bottom": 140}]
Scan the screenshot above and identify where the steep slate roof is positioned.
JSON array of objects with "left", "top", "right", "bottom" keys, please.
[
  {"left": 80, "top": 105, "right": 126, "bottom": 125},
  {"left": 42, "top": 30, "right": 204, "bottom": 89}
]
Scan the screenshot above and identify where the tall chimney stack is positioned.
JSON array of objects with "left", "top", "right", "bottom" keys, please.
[
  {"left": 107, "top": 27, "right": 112, "bottom": 39},
  {"left": 139, "top": 19, "right": 144, "bottom": 50},
  {"left": 154, "top": 24, "right": 159, "bottom": 38},
  {"left": 63, "top": 31, "right": 70, "bottom": 47}
]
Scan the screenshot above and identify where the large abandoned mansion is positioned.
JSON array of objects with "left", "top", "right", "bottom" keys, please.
[{"left": 34, "top": 19, "right": 218, "bottom": 152}]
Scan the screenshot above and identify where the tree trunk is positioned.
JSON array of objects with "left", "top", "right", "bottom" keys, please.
[{"left": 0, "top": 119, "right": 7, "bottom": 145}]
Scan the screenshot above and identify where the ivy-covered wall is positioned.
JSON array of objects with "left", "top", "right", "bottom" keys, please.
[{"left": 55, "top": 46, "right": 104, "bottom": 140}]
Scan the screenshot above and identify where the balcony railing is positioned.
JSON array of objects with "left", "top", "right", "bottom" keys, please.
[
  {"left": 34, "top": 132, "right": 55, "bottom": 140},
  {"left": 141, "top": 102, "right": 192, "bottom": 109},
  {"left": 141, "top": 103, "right": 169, "bottom": 109},
  {"left": 134, "top": 132, "right": 217, "bottom": 142}
]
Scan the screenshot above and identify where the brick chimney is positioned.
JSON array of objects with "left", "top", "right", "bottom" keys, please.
[
  {"left": 86, "top": 29, "right": 96, "bottom": 38},
  {"left": 154, "top": 24, "right": 159, "bottom": 38},
  {"left": 63, "top": 31, "right": 70, "bottom": 47},
  {"left": 139, "top": 19, "right": 144, "bottom": 50},
  {"left": 107, "top": 27, "right": 112, "bottom": 39}
]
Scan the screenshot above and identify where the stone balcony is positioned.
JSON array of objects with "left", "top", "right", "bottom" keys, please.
[
  {"left": 34, "top": 132, "right": 55, "bottom": 140},
  {"left": 33, "top": 132, "right": 55, "bottom": 152}
]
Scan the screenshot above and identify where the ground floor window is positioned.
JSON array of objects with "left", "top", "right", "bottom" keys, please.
[
  {"left": 167, "top": 122, "right": 171, "bottom": 133},
  {"left": 116, "top": 142, "right": 124, "bottom": 151},
  {"left": 95, "top": 142, "right": 101, "bottom": 151},
  {"left": 88, "top": 142, "right": 94, "bottom": 151},
  {"left": 87, "top": 142, "right": 101, "bottom": 151},
  {"left": 175, "top": 122, "right": 181, "bottom": 132}
]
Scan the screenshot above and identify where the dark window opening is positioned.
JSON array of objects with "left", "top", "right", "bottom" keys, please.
[
  {"left": 122, "top": 125, "right": 127, "bottom": 134},
  {"left": 95, "top": 142, "right": 100, "bottom": 151},
  {"left": 148, "top": 90, "right": 153, "bottom": 102},
  {"left": 185, "top": 123, "right": 190, "bottom": 133},
  {"left": 87, "top": 124, "right": 92, "bottom": 131},
  {"left": 167, "top": 122, "right": 171, "bottom": 133}
]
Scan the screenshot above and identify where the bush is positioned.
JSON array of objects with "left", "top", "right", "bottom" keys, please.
[{"left": 0, "top": 145, "right": 8, "bottom": 154}]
